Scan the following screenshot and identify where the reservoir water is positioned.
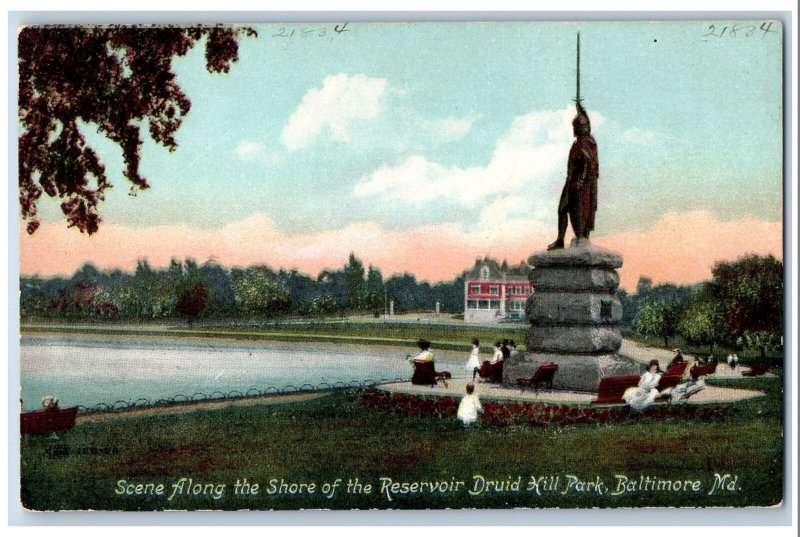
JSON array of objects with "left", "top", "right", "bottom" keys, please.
[{"left": 19, "top": 335, "right": 471, "bottom": 410}]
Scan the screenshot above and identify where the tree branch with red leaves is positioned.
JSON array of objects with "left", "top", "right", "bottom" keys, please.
[{"left": 18, "top": 24, "right": 257, "bottom": 234}]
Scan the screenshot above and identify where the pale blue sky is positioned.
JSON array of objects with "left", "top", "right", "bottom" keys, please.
[{"left": 38, "top": 20, "right": 783, "bottom": 238}]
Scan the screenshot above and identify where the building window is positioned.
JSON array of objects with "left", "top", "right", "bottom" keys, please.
[
  {"left": 489, "top": 285, "right": 499, "bottom": 295},
  {"left": 480, "top": 266, "right": 489, "bottom": 280},
  {"left": 470, "top": 285, "right": 481, "bottom": 295},
  {"left": 515, "top": 285, "right": 522, "bottom": 294},
  {"left": 468, "top": 300, "right": 478, "bottom": 309},
  {"left": 479, "top": 300, "right": 490, "bottom": 309},
  {"left": 490, "top": 300, "right": 500, "bottom": 310}
]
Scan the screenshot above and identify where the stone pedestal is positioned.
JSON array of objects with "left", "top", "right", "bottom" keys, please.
[{"left": 503, "top": 239, "right": 640, "bottom": 392}]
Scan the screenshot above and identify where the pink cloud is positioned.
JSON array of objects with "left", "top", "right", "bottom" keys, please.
[{"left": 19, "top": 210, "right": 781, "bottom": 291}]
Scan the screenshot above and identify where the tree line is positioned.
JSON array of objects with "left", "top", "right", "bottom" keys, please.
[
  {"left": 20, "top": 253, "right": 476, "bottom": 322},
  {"left": 621, "top": 254, "right": 783, "bottom": 360},
  {"left": 20, "top": 252, "right": 783, "bottom": 361}
]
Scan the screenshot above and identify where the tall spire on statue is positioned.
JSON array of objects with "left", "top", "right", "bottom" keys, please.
[{"left": 574, "top": 32, "right": 584, "bottom": 111}]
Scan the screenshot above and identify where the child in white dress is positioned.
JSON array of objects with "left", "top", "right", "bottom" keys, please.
[
  {"left": 465, "top": 338, "right": 481, "bottom": 379},
  {"left": 457, "top": 382, "right": 483, "bottom": 427}
]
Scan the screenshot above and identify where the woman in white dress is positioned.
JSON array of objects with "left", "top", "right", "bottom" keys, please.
[
  {"left": 465, "top": 338, "right": 481, "bottom": 379},
  {"left": 457, "top": 382, "right": 483, "bottom": 427},
  {"left": 623, "top": 359, "right": 663, "bottom": 411}
]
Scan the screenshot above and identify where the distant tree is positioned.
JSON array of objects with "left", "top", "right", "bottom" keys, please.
[
  {"left": 385, "top": 273, "right": 434, "bottom": 312},
  {"left": 18, "top": 25, "right": 256, "bottom": 234},
  {"left": 678, "top": 288, "right": 727, "bottom": 353},
  {"left": 708, "top": 254, "right": 783, "bottom": 342},
  {"left": 20, "top": 276, "right": 48, "bottom": 317},
  {"left": 343, "top": 253, "right": 366, "bottom": 309},
  {"left": 636, "top": 276, "right": 654, "bottom": 296},
  {"left": 738, "top": 331, "right": 782, "bottom": 361},
  {"left": 616, "top": 288, "right": 636, "bottom": 333},
  {"left": 278, "top": 269, "right": 323, "bottom": 308},
  {"left": 635, "top": 299, "right": 683, "bottom": 347},
  {"left": 365, "top": 265, "right": 385, "bottom": 312},
  {"left": 199, "top": 260, "right": 236, "bottom": 315},
  {"left": 431, "top": 273, "right": 466, "bottom": 314},
  {"left": 316, "top": 268, "right": 350, "bottom": 309},
  {"left": 176, "top": 282, "right": 208, "bottom": 324},
  {"left": 232, "top": 266, "right": 290, "bottom": 316}
]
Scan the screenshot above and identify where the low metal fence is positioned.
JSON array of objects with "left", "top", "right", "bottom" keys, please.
[{"left": 75, "top": 377, "right": 407, "bottom": 415}]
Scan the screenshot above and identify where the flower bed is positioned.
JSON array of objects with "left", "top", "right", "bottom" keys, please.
[{"left": 360, "top": 388, "right": 734, "bottom": 428}]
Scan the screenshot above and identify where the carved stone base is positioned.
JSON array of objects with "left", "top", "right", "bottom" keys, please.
[{"left": 503, "top": 351, "right": 641, "bottom": 393}]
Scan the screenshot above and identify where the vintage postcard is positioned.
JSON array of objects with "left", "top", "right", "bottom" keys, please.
[{"left": 16, "top": 19, "right": 788, "bottom": 514}]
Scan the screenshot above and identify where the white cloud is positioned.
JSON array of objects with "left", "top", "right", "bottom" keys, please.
[
  {"left": 233, "top": 141, "right": 280, "bottom": 164},
  {"left": 354, "top": 105, "right": 607, "bottom": 210},
  {"left": 22, "top": 210, "right": 781, "bottom": 291},
  {"left": 280, "top": 73, "right": 477, "bottom": 152},
  {"left": 619, "top": 127, "right": 657, "bottom": 145},
  {"left": 281, "top": 74, "right": 389, "bottom": 152}
]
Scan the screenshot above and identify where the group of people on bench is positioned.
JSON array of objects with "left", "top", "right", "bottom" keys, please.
[
  {"left": 407, "top": 340, "right": 760, "bottom": 411},
  {"left": 466, "top": 338, "right": 518, "bottom": 383},
  {"left": 407, "top": 337, "right": 518, "bottom": 386}
]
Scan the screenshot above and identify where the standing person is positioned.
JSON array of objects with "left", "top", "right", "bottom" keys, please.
[
  {"left": 508, "top": 339, "right": 520, "bottom": 359},
  {"left": 465, "top": 338, "right": 481, "bottom": 380},
  {"left": 623, "top": 359, "right": 664, "bottom": 411},
  {"left": 732, "top": 354, "right": 739, "bottom": 369},
  {"left": 457, "top": 382, "right": 483, "bottom": 427}
]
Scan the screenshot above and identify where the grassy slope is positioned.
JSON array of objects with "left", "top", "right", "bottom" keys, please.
[
  {"left": 20, "top": 376, "right": 783, "bottom": 511},
  {"left": 20, "top": 320, "right": 529, "bottom": 353}
]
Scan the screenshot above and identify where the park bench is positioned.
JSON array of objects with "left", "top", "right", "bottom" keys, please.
[
  {"left": 591, "top": 373, "right": 684, "bottom": 405},
  {"left": 517, "top": 363, "right": 559, "bottom": 394},
  {"left": 654, "top": 374, "right": 684, "bottom": 402},
  {"left": 477, "top": 360, "right": 504, "bottom": 384},
  {"left": 21, "top": 406, "right": 78, "bottom": 435},
  {"left": 690, "top": 361, "right": 717, "bottom": 380},
  {"left": 742, "top": 363, "right": 770, "bottom": 377},
  {"left": 666, "top": 360, "right": 688, "bottom": 377},
  {"left": 412, "top": 361, "right": 452, "bottom": 387},
  {"left": 590, "top": 375, "right": 640, "bottom": 404}
]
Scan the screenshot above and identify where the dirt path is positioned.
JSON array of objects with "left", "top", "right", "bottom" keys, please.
[{"left": 76, "top": 391, "right": 331, "bottom": 424}]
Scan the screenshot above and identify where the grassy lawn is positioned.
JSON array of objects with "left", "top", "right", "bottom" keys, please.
[
  {"left": 21, "top": 319, "right": 528, "bottom": 353},
  {"left": 20, "top": 376, "right": 783, "bottom": 511}
]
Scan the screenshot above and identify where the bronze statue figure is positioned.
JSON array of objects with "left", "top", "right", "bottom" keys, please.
[{"left": 548, "top": 33, "right": 599, "bottom": 251}]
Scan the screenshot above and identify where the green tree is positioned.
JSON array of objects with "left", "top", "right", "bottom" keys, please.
[
  {"left": 635, "top": 299, "right": 683, "bottom": 347},
  {"left": 365, "top": 265, "right": 385, "bottom": 313},
  {"left": 343, "top": 253, "right": 366, "bottom": 310},
  {"left": 232, "top": 266, "right": 290, "bottom": 316},
  {"left": 678, "top": 288, "right": 727, "bottom": 353},
  {"left": 738, "top": 331, "right": 782, "bottom": 361},
  {"left": 708, "top": 254, "right": 783, "bottom": 344}
]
